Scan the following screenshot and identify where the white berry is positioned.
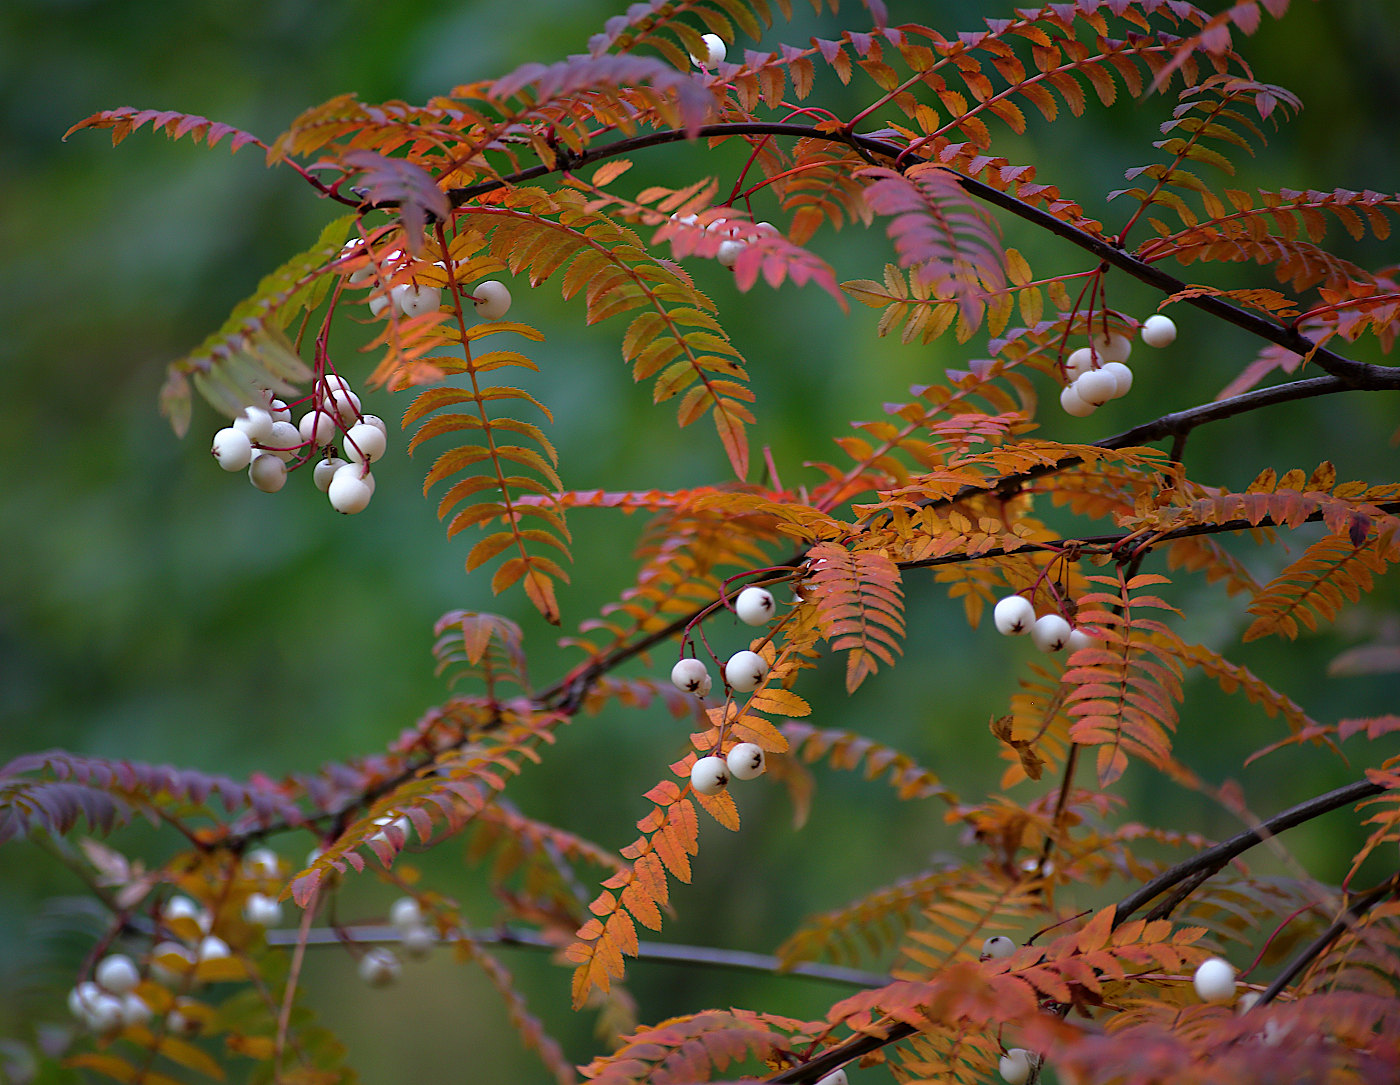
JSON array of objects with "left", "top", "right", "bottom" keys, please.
[
  {"left": 691, "top": 32, "right": 726, "bottom": 67},
  {"left": 982, "top": 935, "right": 1016, "bottom": 959},
  {"left": 233, "top": 406, "right": 275, "bottom": 444},
  {"left": 726, "top": 742, "right": 766, "bottom": 780},
  {"left": 993, "top": 595, "right": 1036, "bottom": 636},
  {"left": 358, "top": 947, "right": 402, "bottom": 988},
  {"left": 343, "top": 421, "right": 387, "bottom": 464},
  {"left": 359, "top": 414, "right": 388, "bottom": 438},
  {"left": 148, "top": 942, "right": 195, "bottom": 985},
  {"left": 1066, "top": 627, "right": 1095, "bottom": 653},
  {"left": 268, "top": 398, "right": 292, "bottom": 422},
  {"left": 1193, "top": 956, "right": 1237, "bottom": 1002},
  {"left": 815, "top": 1072, "right": 848, "bottom": 1085},
  {"left": 211, "top": 427, "right": 253, "bottom": 471},
  {"left": 299, "top": 408, "right": 338, "bottom": 447},
  {"left": 369, "top": 292, "right": 392, "bottom": 317},
  {"left": 1073, "top": 368, "right": 1118, "bottom": 407},
  {"left": 120, "top": 993, "right": 153, "bottom": 1028},
  {"left": 1031, "top": 613, "right": 1072, "bottom": 653},
  {"left": 724, "top": 650, "right": 769, "bottom": 692},
  {"left": 1090, "top": 331, "right": 1132, "bottom": 362},
  {"left": 389, "top": 897, "right": 423, "bottom": 932},
  {"left": 1100, "top": 360, "right": 1133, "bottom": 399},
  {"left": 197, "top": 935, "right": 230, "bottom": 962},
  {"left": 263, "top": 419, "right": 303, "bottom": 461},
  {"left": 999, "top": 1048, "right": 1033, "bottom": 1085},
  {"left": 327, "top": 388, "right": 362, "bottom": 425},
  {"left": 696, "top": 671, "right": 713, "bottom": 696},
  {"left": 243, "top": 846, "right": 280, "bottom": 878},
  {"left": 690, "top": 755, "right": 730, "bottom": 795},
  {"left": 1059, "top": 383, "right": 1096, "bottom": 417},
  {"left": 1141, "top": 313, "right": 1177, "bottom": 347},
  {"left": 734, "top": 586, "right": 776, "bottom": 625},
  {"left": 473, "top": 280, "right": 512, "bottom": 320},
  {"left": 394, "top": 283, "right": 442, "bottom": 318},
  {"left": 95, "top": 954, "right": 140, "bottom": 995},
  {"left": 316, "top": 374, "right": 353, "bottom": 401},
  {"left": 328, "top": 464, "right": 374, "bottom": 514},
  {"left": 242, "top": 892, "right": 283, "bottom": 927},
  {"left": 400, "top": 924, "right": 436, "bottom": 958},
  {"left": 716, "top": 239, "right": 745, "bottom": 268},
  {"left": 313, "top": 456, "right": 348, "bottom": 493},
  {"left": 248, "top": 453, "right": 288, "bottom": 493},
  {"left": 75, "top": 986, "right": 124, "bottom": 1033},
  {"left": 1063, "top": 346, "right": 1095, "bottom": 381},
  {"left": 671, "top": 657, "right": 710, "bottom": 695}
]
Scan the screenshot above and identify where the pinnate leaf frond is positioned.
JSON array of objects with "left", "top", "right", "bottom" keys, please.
[{"left": 802, "top": 541, "right": 906, "bottom": 692}]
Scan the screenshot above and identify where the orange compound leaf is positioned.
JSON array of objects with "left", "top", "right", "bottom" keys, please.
[
  {"left": 567, "top": 779, "right": 701, "bottom": 1007},
  {"left": 804, "top": 541, "right": 907, "bottom": 692}
]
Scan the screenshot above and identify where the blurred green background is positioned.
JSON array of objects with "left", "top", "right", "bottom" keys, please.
[{"left": 2, "top": 1, "right": 1398, "bottom": 1082}]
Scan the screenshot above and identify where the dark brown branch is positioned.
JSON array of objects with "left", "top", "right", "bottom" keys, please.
[
  {"left": 445, "top": 121, "right": 1397, "bottom": 391},
  {"left": 1250, "top": 873, "right": 1400, "bottom": 1007},
  {"left": 764, "top": 776, "right": 1389, "bottom": 1084},
  {"left": 262, "top": 923, "right": 889, "bottom": 989}
]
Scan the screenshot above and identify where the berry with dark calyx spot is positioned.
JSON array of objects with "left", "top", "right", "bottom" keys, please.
[
  {"left": 472, "top": 280, "right": 512, "bottom": 320},
  {"left": 328, "top": 464, "right": 373, "bottom": 514},
  {"left": 671, "top": 657, "right": 710, "bottom": 694},
  {"left": 726, "top": 742, "right": 766, "bottom": 780},
  {"left": 359, "top": 414, "right": 388, "bottom": 438},
  {"left": 1141, "top": 313, "right": 1177, "bottom": 347},
  {"left": 982, "top": 935, "right": 1017, "bottom": 959},
  {"left": 724, "top": 650, "right": 768, "bottom": 692},
  {"left": 212, "top": 427, "right": 253, "bottom": 471},
  {"left": 815, "top": 1071, "right": 848, "bottom": 1085},
  {"left": 1073, "top": 368, "right": 1118, "bottom": 407},
  {"left": 993, "top": 595, "right": 1036, "bottom": 636},
  {"left": 1031, "top": 613, "right": 1072, "bottom": 653},
  {"left": 690, "top": 755, "right": 730, "bottom": 795},
  {"left": 1059, "top": 383, "right": 1096, "bottom": 417},
  {"left": 734, "top": 585, "right": 776, "bottom": 625},
  {"left": 358, "top": 947, "right": 402, "bottom": 988}
]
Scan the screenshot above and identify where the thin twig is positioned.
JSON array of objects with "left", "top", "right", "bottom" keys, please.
[{"left": 262, "top": 924, "right": 889, "bottom": 989}]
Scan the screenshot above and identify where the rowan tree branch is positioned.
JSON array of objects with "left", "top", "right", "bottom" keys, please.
[
  {"left": 443, "top": 121, "right": 1398, "bottom": 391},
  {"left": 262, "top": 923, "right": 889, "bottom": 988}
]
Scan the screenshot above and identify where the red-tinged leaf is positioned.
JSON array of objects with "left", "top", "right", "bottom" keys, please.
[
  {"left": 64, "top": 107, "right": 265, "bottom": 154},
  {"left": 731, "top": 236, "right": 848, "bottom": 307},
  {"left": 1076, "top": 906, "right": 1115, "bottom": 952},
  {"left": 342, "top": 150, "right": 449, "bottom": 252},
  {"left": 523, "top": 564, "right": 562, "bottom": 625}
]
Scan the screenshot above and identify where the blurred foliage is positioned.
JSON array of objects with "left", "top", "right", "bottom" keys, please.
[{"left": 1, "top": 1, "right": 1398, "bottom": 1082}]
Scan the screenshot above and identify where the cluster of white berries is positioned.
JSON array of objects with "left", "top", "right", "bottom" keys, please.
[
  {"left": 340, "top": 240, "right": 513, "bottom": 323},
  {"left": 354, "top": 896, "right": 440, "bottom": 987},
  {"left": 667, "top": 213, "right": 778, "bottom": 269},
  {"left": 1059, "top": 314, "right": 1177, "bottom": 418},
  {"left": 689, "top": 741, "right": 767, "bottom": 796},
  {"left": 209, "top": 377, "right": 387, "bottom": 514},
  {"left": 67, "top": 954, "right": 150, "bottom": 1034},
  {"left": 992, "top": 595, "right": 1093, "bottom": 654},
  {"left": 689, "top": 32, "right": 726, "bottom": 68}
]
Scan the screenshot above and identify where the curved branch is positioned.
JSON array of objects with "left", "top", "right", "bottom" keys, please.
[{"left": 444, "top": 121, "right": 1395, "bottom": 390}]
